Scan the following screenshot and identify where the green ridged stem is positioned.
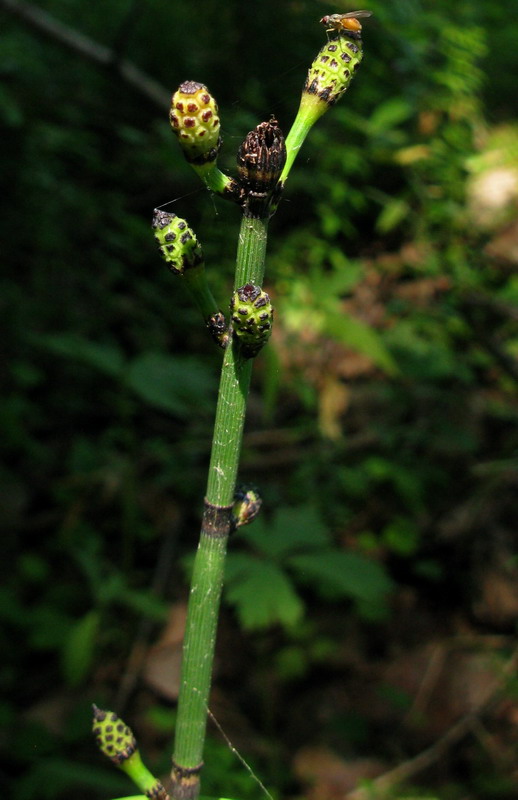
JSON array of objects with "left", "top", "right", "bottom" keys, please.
[
  {"left": 170, "top": 31, "right": 366, "bottom": 798},
  {"left": 121, "top": 752, "right": 169, "bottom": 799},
  {"left": 182, "top": 265, "right": 221, "bottom": 323},
  {"left": 191, "top": 163, "right": 237, "bottom": 197},
  {"left": 281, "top": 92, "right": 329, "bottom": 182},
  {"left": 171, "top": 216, "right": 268, "bottom": 800}
]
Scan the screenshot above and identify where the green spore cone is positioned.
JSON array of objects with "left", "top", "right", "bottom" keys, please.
[
  {"left": 92, "top": 706, "right": 170, "bottom": 799},
  {"left": 152, "top": 210, "right": 203, "bottom": 274},
  {"left": 281, "top": 29, "right": 365, "bottom": 183},
  {"left": 230, "top": 283, "right": 273, "bottom": 358},
  {"left": 92, "top": 705, "right": 137, "bottom": 765}
]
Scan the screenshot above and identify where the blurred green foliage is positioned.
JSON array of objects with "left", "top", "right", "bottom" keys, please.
[
  {"left": 2, "top": 0, "right": 518, "bottom": 798},
  {"left": 224, "top": 505, "right": 393, "bottom": 629}
]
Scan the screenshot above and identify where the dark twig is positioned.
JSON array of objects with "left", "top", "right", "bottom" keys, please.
[
  {"left": 111, "top": 0, "right": 144, "bottom": 65},
  {"left": 0, "top": 0, "right": 169, "bottom": 109},
  {"left": 345, "top": 646, "right": 518, "bottom": 799},
  {"left": 114, "top": 520, "right": 180, "bottom": 712}
]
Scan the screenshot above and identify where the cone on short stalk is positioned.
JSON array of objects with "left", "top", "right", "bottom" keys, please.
[
  {"left": 280, "top": 11, "right": 371, "bottom": 184},
  {"left": 92, "top": 706, "right": 170, "bottom": 800},
  {"left": 152, "top": 209, "right": 229, "bottom": 348},
  {"left": 170, "top": 81, "right": 239, "bottom": 201},
  {"left": 92, "top": 705, "right": 137, "bottom": 766}
]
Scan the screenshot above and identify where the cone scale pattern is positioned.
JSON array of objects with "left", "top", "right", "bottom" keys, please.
[
  {"left": 92, "top": 705, "right": 137, "bottom": 765},
  {"left": 152, "top": 209, "right": 203, "bottom": 274},
  {"left": 169, "top": 81, "right": 221, "bottom": 164},
  {"left": 230, "top": 284, "right": 273, "bottom": 358},
  {"left": 237, "top": 119, "right": 286, "bottom": 217},
  {"left": 305, "top": 25, "right": 365, "bottom": 106}
]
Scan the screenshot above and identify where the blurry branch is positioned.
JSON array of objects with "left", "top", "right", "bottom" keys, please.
[
  {"left": 0, "top": 0, "right": 170, "bottom": 110},
  {"left": 346, "top": 715, "right": 478, "bottom": 799},
  {"left": 111, "top": 0, "right": 144, "bottom": 65},
  {"left": 345, "top": 646, "right": 518, "bottom": 800},
  {"left": 114, "top": 518, "right": 180, "bottom": 712}
]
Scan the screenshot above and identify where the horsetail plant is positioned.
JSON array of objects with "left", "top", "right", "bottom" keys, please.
[{"left": 93, "top": 13, "right": 371, "bottom": 800}]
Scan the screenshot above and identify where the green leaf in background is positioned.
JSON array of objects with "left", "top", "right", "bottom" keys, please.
[
  {"left": 375, "top": 197, "right": 411, "bottom": 234},
  {"left": 225, "top": 555, "right": 304, "bottom": 630},
  {"left": 241, "top": 505, "right": 330, "bottom": 560},
  {"left": 34, "top": 333, "right": 125, "bottom": 378},
  {"left": 233, "top": 506, "right": 393, "bottom": 625},
  {"left": 126, "top": 352, "right": 215, "bottom": 416},
  {"left": 367, "top": 97, "right": 413, "bottom": 134},
  {"left": 61, "top": 609, "right": 100, "bottom": 687},
  {"left": 381, "top": 517, "right": 420, "bottom": 556},
  {"left": 384, "top": 321, "right": 464, "bottom": 381},
  {"left": 288, "top": 550, "right": 393, "bottom": 605},
  {"left": 116, "top": 586, "right": 168, "bottom": 621},
  {"left": 27, "top": 607, "right": 74, "bottom": 650},
  {"left": 14, "top": 757, "right": 132, "bottom": 800},
  {"left": 279, "top": 270, "right": 397, "bottom": 375},
  {"left": 323, "top": 310, "right": 398, "bottom": 375}
]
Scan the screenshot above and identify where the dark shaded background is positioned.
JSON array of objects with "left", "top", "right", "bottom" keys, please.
[{"left": 2, "top": 1, "right": 518, "bottom": 798}]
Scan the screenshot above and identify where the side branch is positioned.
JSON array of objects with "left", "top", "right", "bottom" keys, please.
[{"left": 346, "top": 646, "right": 518, "bottom": 799}]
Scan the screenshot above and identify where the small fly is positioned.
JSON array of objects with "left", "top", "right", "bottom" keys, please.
[{"left": 320, "top": 10, "right": 372, "bottom": 36}]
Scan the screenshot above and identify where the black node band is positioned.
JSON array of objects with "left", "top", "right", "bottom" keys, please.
[
  {"left": 202, "top": 499, "right": 233, "bottom": 538},
  {"left": 171, "top": 760, "right": 204, "bottom": 778}
]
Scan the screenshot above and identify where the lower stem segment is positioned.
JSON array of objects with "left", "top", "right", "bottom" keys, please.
[{"left": 171, "top": 216, "right": 268, "bottom": 800}]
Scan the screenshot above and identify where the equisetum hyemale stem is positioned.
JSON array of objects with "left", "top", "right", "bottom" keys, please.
[
  {"left": 93, "top": 15, "right": 369, "bottom": 800},
  {"left": 170, "top": 118, "right": 286, "bottom": 800},
  {"left": 168, "top": 22, "right": 370, "bottom": 795},
  {"left": 171, "top": 223, "right": 269, "bottom": 800}
]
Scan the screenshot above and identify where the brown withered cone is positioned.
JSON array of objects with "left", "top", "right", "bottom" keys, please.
[{"left": 237, "top": 118, "right": 286, "bottom": 217}]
